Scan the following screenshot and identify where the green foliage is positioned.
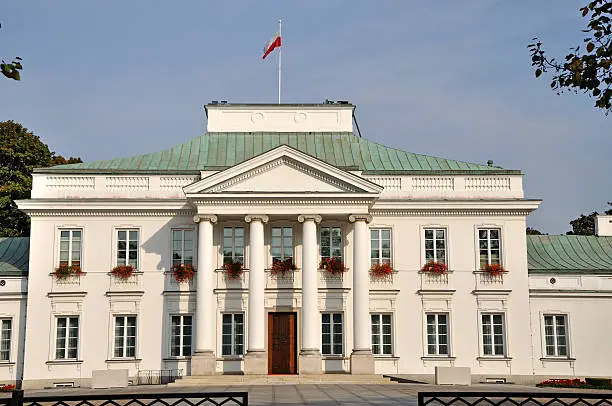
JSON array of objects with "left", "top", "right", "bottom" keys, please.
[
  {"left": 529, "top": 0, "right": 612, "bottom": 113},
  {"left": 567, "top": 202, "right": 612, "bottom": 235},
  {"left": 0, "top": 121, "right": 82, "bottom": 236},
  {"left": 1, "top": 23, "right": 23, "bottom": 81},
  {"left": 526, "top": 227, "right": 545, "bottom": 235}
]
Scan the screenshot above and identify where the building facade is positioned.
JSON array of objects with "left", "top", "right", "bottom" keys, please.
[{"left": 0, "top": 103, "right": 610, "bottom": 388}]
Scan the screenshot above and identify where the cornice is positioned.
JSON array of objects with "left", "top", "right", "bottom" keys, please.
[
  {"left": 191, "top": 198, "right": 374, "bottom": 206},
  {"left": 370, "top": 209, "right": 534, "bottom": 217},
  {"left": 25, "top": 209, "right": 195, "bottom": 217}
]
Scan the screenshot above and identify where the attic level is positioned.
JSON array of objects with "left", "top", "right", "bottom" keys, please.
[{"left": 204, "top": 102, "right": 355, "bottom": 133}]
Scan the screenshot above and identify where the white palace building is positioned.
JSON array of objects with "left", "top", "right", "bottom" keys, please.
[{"left": 1, "top": 102, "right": 611, "bottom": 388}]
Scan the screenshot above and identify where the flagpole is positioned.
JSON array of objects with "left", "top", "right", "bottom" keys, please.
[{"left": 278, "top": 19, "right": 282, "bottom": 104}]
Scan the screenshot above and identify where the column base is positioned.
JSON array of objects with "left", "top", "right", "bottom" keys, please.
[
  {"left": 244, "top": 350, "right": 267, "bottom": 375},
  {"left": 191, "top": 351, "right": 216, "bottom": 376},
  {"left": 299, "top": 350, "right": 322, "bottom": 374},
  {"left": 350, "top": 350, "right": 374, "bottom": 375}
]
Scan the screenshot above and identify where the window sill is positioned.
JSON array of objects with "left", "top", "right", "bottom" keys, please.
[
  {"left": 373, "top": 356, "right": 399, "bottom": 360},
  {"left": 0, "top": 362, "right": 15, "bottom": 367},
  {"left": 421, "top": 356, "right": 456, "bottom": 361},
  {"left": 217, "top": 356, "right": 243, "bottom": 361},
  {"left": 45, "top": 360, "right": 83, "bottom": 365},
  {"left": 162, "top": 356, "right": 192, "bottom": 361},
  {"left": 105, "top": 358, "right": 142, "bottom": 364},
  {"left": 322, "top": 355, "right": 347, "bottom": 360},
  {"left": 540, "top": 357, "right": 576, "bottom": 362},
  {"left": 477, "top": 356, "right": 513, "bottom": 361}
]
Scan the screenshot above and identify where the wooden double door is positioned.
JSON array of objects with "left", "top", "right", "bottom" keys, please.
[{"left": 267, "top": 312, "right": 297, "bottom": 374}]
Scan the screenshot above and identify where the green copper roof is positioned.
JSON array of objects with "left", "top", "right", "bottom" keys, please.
[
  {"left": 39, "top": 132, "right": 518, "bottom": 174},
  {"left": 0, "top": 237, "right": 29, "bottom": 276},
  {"left": 527, "top": 235, "right": 612, "bottom": 274}
]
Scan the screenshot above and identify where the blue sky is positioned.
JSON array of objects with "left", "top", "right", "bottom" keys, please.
[{"left": 1, "top": 1, "right": 610, "bottom": 234}]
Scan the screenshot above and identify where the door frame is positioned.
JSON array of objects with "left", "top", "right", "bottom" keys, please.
[{"left": 267, "top": 311, "right": 298, "bottom": 375}]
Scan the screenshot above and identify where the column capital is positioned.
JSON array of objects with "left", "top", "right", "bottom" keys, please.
[
  {"left": 193, "top": 214, "right": 218, "bottom": 224},
  {"left": 244, "top": 214, "right": 269, "bottom": 224},
  {"left": 348, "top": 214, "right": 373, "bottom": 224},
  {"left": 298, "top": 214, "right": 322, "bottom": 224}
]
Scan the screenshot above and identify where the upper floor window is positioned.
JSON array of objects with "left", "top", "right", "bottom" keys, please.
[
  {"left": 117, "top": 230, "right": 139, "bottom": 269},
  {"left": 0, "top": 319, "right": 11, "bottom": 361},
  {"left": 114, "top": 315, "right": 137, "bottom": 358},
  {"left": 370, "top": 229, "right": 392, "bottom": 266},
  {"left": 172, "top": 230, "right": 194, "bottom": 266},
  {"left": 223, "top": 227, "right": 244, "bottom": 265},
  {"left": 55, "top": 316, "right": 79, "bottom": 360},
  {"left": 271, "top": 226, "right": 293, "bottom": 263},
  {"left": 424, "top": 229, "right": 446, "bottom": 264},
  {"left": 170, "top": 315, "right": 192, "bottom": 357},
  {"left": 59, "top": 229, "right": 82, "bottom": 266},
  {"left": 544, "top": 315, "right": 569, "bottom": 357},
  {"left": 479, "top": 229, "right": 501, "bottom": 269},
  {"left": 481, "top": 313, "right": 506, "bottom": 356},
  {"left": 320, "top": 226, "right": 342, "bottom": 261}
]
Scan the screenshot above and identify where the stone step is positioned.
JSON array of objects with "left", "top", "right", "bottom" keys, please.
[{"left": 169, "top": 374, "right": 395, "bottom": 386}]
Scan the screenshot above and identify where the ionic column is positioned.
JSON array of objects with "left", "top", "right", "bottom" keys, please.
[
  {"left": 192, "top": 214, "right": 217, "bottom": 376},
  {"left": 244, "top": 214, "right": 269, "bottom": 375},
  {"left": 298, "top": 214, "right": 323, "bottom": 374},
  {"left": 349, "top": 214, "right": 375, "bottom": 374}
]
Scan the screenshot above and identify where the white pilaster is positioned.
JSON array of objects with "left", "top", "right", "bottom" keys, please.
[
  {"left": 298, "top": 214, "right": 323, "bottom": 374},
  {"left": 349, "top": 214, "right": 375, "bottom": 374},
  {"left": 192, "top": 214, "right": 217, "bottom": 375},
  {"left": 244, "top": 214, "right": 269, "bottom": 374}
]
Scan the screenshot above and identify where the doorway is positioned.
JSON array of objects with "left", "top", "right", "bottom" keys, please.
[{"left": 267, "top": 312, "right": 297, "bottom": 374}]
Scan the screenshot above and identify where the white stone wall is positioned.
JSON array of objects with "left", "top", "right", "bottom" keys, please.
[{"left": 0, "top": 277, "right": 27, "bottom": 385}]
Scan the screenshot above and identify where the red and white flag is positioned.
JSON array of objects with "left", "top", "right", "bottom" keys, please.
[{"left": 262, "top": 32, "right": 282, "bottom": 59}]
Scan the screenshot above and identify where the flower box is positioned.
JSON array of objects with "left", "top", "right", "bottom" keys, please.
[
  {"left": 370, "top": 262, "right": 393, "bottom": 278},
  {"left": 421, "top": 260, "right": 448, "bottom": 275},
  {"left": 223, "top": 260, "right": 244, "bottom": 280},
  {"left": 171, "top": 263, "right": 195, "bottom": 283},
  {"left": 483, "top": 263, "right": 505, "bottom": 276},
  {"left": 110, "top": 264, "right": 135, "bottom": 279},
  {"left": 319, "top": 257, "right": 346, "bottom": 275},
  {"left": 270, "top": 258, "right": 297, "bottom": 277},
  {"left": 53, "top": 263, "right": 83, "bottom": 280},
  {"left": 0, "top": 384, "right": 15, "bottom": 392}
]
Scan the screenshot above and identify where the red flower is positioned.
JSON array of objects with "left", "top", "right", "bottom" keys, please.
[
  {"left": 110, "top": 264, "right": 135, "bottom": 279},
  {"left": 421, "top": 260, "right": 448, "bottom": 274},
  {"left": 370, "top": 262, "right": 393, "bottom": 278},
  {"left": 270, "top": 258, "right": 297, "bottom": 276},
  {"left": 53, "top": 263, "right": 83, "bottom": 280},
  {"left": 223, "top": 260, "right": 244, "bottom": 279},
  {"left": 171, "top": 263, "right": 196, "bottom": 283},
  {"left": 0, "top": 384, "right": 15, "bottom": 392},
  {"left": 318, "top": 257, "right": 346, "bottom": 275},
  {"left": 483, "top": 263, "right": 505, "bottom": 276}
]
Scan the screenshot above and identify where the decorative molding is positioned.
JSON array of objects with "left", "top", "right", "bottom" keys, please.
[
  {"left": 160, "top": 176, "right": 199, "bottom": 189},
  {"left": 244, "top": 214, "right": 269, "bottom": 223},
  {"left": 26, "top": 209, "right": 194, "bottom": 217},
  {"left": 370, "top": 209, "right": 532, "bottom": 217},
  {"left": 105, "top": 176, "right": 150, "bottom": 191},
  {"left": 465, "top": 177, "right": 511, "bottom": 191},
  {"left": 364, "top": 176, "right": 402, "bottom": 191},
  {"left": 412, "top": 177, "right": 454, "bottom": 191},
  {"left": 348, "top": 214, "right": 373, "bottom": 223},
  {"left": 192, "top": 199, "right": 374, "bottom": 206},
  {"left": 193, "top": 214, "right": 218, "bottom": 224},
  {"left": 46, "top": 176, "right": 95, "bottom": 190},
  {"left": 297, "top": 214, "right": 322, "bottom": 223}
]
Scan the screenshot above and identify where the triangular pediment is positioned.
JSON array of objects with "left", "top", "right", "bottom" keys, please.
[{"left": 183, "top": 145, "right": 383, "bottom": 195}]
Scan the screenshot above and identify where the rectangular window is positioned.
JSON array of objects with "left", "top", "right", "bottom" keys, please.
[
  {"left": 544, "top": 315, "right": 569, "bottom": 357},
  {"left": 321, "top": 313, "right": 343, "bottom": 355},
  {"left": 478, "top": 229, "right": 501, "bottom": 269},
  {"left": 371, "top": 314, "right": 392, "bottom": 355},
  {"left": 370, "top": 229, "right": 392, "bottom": 266},
  {"left": 222, "top": 314, "right": 244, "bottom": 356},
  {"left": 320, "top": 226, "right": 342, "bottom": 261},
  {"left": 424, "top": 229, "right": 446, "bottom": 264},
  {"left": 426, "top": 313, "right": 449, "bottom": 355},
  {"left": 117, "top": 230, "right": 139, "bottom": 269},
  {"left": 271, "top": 226, "right": 293, "bottom": 263},
  {"left": 223, "top": 227, "right": 245, "bottom": 265},
  {"left": 0, "top": 319, "right": 11, "bottom": 361},
  {"left": 172, "top": 230, "right": 194, "bottom": 266},
  {"left": 55, "top": 317, "right": 78, "bottom": 360},
  {"left": 114, "top": 316, "right": 137, "bottom": 358},
  {"left": 170, "top": 315, "right": 192, "bottom": 357},
  {"left": 59, "top": 229, "right": 82, "bottom": 267},
  {"left": 481, "top": 313, "right": 506, "bottom": 356}
]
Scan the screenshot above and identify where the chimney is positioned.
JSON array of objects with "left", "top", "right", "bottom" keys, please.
[{"left": 595, "top": 215, "right": 612, "bottom": 236}]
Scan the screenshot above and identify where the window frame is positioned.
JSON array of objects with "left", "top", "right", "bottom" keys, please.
[
  {"left": 371, "top": 313, "right": 393, "bottom": 356},
  {"left": 270, "top": 226, "right": 294, "bottom": 264},
  {"left": 319, "top": 225, "right": 344, "bottom": 262},
  {"left": 0, "top": 318, "right": 12, "bottom": 362},
  {"left": 370, "top": 228, "right": 393, "bottom": 267},
  {"left": 54, "top": 316, "right": 79, "bottom": 360},
  {"left": 58, "top": 228, "right": 83, "bottom": 267},
  {"left": 222, "top": 226, "right": 246, "bottom": 266},
  {"left": 171, "top": 228, "right": 195, "bottom": 267},
  {"left": 321, "top": 312, "right": 344, "bottom": 356},
  {"left": 113, "top": 315, "right": 137, "bottom": 359},
  {"left": 425, "top": 313, "right": 451, "bottom": 356},
  {"left": 221, "top": 313, "right": 244, "bottom": 357},
  {"left": 480, "top": 312, "right": 507, "bottom": 357},
  {"left": 169, "top": 314, "right": 193, "bottom": 358},
  {"left": 477, "top": 228, "right": 502, "bottom": 269},
  {"left": 115, "top": 228, "right": 140, "bottom": 270},
  {"left": 542, "top": 314, "right": 570, "bottom": 358},
  {"left": 423, "top": 228, "right": 447, "bottom": 265}
]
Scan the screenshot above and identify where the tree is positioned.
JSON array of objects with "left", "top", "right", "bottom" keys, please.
[
  {"left": 567, "top": 202, "right": 612, "bottom": 235},
  {"left": 0, "top": 121, "right": 82, "bottom": 236},
  {"left": 526, "top": 227, "right": 545, "bottom": 235},
  {"left": 528, "top": 0, "right": 612, "bottom": 113},
  {"left": 0, "top": 24, "right": 23, "bottom": 81}
]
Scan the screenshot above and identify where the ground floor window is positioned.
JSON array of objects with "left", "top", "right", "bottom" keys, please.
[
  {"left": 371, "top": 314, "right": 392, "bottom": 355},
  {"left": 322, "top": 313, "right": 343, "bottom": 356},
  {"left": 0, "top": 319, "right": 11, "bottom": 361},
  {"left": 114, "top": 315, "right": 137, "bottom": 358},
  {"left": 481, "top": 313, "right": 506, "bottom": 356},
  {"left": 544, "top": 314, "right": 569, "bottom": 357},
  {"left": 222, "top": 313, "right": 244, "bottom": 356},
  {"left": 55, "top": 316, "right": 79, "bottom": 360},
  {"left": 170, "top": 315, "right": 192, "bottom": 357},
  {"left": 426, "top": 313, "right": 449, "bottom": 356}
]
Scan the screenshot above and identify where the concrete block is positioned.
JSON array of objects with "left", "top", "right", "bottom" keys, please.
[
  {"left": 91, "top": 369, "right": 128, "bottom": 389},
  {"left": 191, "top": 351, "right": 216, "bottom": 376},
  {"left": 350, "top": 350, "right": 374, "bottom": 374},
  {"left": 244, "top": 351, "right": 267, "bottom": 375},
  {"left": 299, "top": 351, "right": 322, "bottom": 374},
  {"left": 435, "top": 366, "right": 471, "bottom": 385}
]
